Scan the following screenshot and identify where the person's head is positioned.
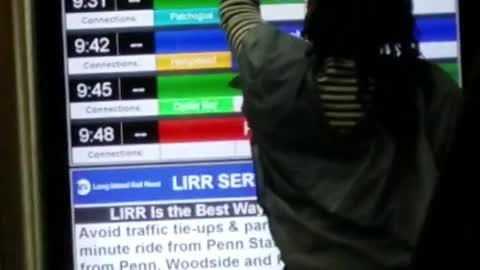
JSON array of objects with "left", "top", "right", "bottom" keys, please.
[
  {"left": 303, "top": 0, "right": 419, "bottom": 59},
  {"left": 303, "top": 0, "right": 426, "bottom": 142}
]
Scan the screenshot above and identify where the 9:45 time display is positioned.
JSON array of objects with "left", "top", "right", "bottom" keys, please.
[{"left": 69, "top": 79, "right": 119, "bottom": 102}]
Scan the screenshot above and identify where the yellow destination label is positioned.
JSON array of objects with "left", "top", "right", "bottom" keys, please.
[{"left": 157, "top": 52, "right": 232, "bottom": 71}]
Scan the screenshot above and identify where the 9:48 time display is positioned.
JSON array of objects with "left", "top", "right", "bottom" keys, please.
[{"left": 71, "top": 123, "right": 121, "bottom": 146}]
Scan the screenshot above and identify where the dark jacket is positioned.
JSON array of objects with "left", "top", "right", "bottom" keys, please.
[
  {"left": 413, "top": 51, "right": 478, "bottom": 269},
  {"left": 237, "top": 24, "right": 463, "bottom": 269}
]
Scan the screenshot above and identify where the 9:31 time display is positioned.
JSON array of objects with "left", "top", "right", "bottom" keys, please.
[{"left": 65, "top": 0, "right": 114, "bottom": 12}]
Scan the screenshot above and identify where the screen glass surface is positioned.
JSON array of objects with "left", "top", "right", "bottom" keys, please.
[{"left": 62, "top": 1, "right": 460, "bottom": 269}]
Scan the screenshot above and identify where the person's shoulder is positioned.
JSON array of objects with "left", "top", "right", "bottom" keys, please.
[
  {"left": 424, "top": 61, "right": 461, "bottom": 96},
  {"left": 420, "top": 61, "right": 462, "bottom": 108},
  {"left": 241, "top": 23, "right": 310, "bottom": 62},
  {"left": 244, "top": 23, "right": 308, "bottom": 45},
  {"left": 237, "top": 23, "right": 311, "bottom": 87},
  {"left": 421, "top": 61, "right": 463, "bottom": 121}
]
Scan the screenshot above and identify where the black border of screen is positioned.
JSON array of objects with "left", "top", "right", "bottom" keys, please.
[
  {"left": 35, "top": 0, "right": 73, "bottom": 269},
  {"left": 34, "top": 1, "right": 475, "bottom": 269},
  {"left": 458, "top": 0, "right": 477, "bottom": 91}
]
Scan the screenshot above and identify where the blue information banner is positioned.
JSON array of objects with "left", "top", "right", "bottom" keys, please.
[
  {"left": 416, "top": 16, "right": 457, "bottom": 42},
  {"left": 154, "top": 16, "right": 456, "bottom": 55},
  {"left": 72, "top": 162, "right": 256, "bottom": 205},
  {"left": 277, "top": 18, "right": 458, "bottom": 42},
  {"left": 155, "top": 29, "right": 229, "bottom": 53}
]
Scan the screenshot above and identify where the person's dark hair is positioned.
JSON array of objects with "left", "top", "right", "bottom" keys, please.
[{"left": 303, "top": 0, "right": 428, "bottom": 142}]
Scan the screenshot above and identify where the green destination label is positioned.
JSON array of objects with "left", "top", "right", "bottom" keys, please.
[
  {"left": 439, "top": 62, "right": 459, "bottom": 83},
  {"left": 157, "top": 73, "right": 240, "bottom": 116},
  {"left": 155, "top": 62, "right": 457, "bottom": 116},
  {"left": 155, "top": 8, "right": 219, "bottom": 26},
  {"left": 154, "top": 0, "right": 304, "bottom": 9},
  {"left": 159, "top": 97, "right": 235, "bottom": 115}
]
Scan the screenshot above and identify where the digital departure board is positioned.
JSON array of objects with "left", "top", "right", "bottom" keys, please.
[{"left": 62, "top": 1, "right": 460, "bottom": 269}]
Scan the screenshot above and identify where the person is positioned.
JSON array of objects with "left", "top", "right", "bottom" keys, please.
[{"left": 219, "top": 0, "right": 463, "bottom": 269}]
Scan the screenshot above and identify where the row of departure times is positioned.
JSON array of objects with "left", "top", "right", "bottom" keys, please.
[
  {"left": 66, "top": 0, "right": 152, "bottom": 12},
  {"left": 70, "top": 117, "right": 251, "bottom": 165},
  {"left": 62, "top": 0, "right": 301, "bottom": 167},
  {"left": 68, "top": 32, "right": 153, "bottom": 57}
]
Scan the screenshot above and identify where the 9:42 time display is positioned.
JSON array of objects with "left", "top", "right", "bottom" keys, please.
[{"left": 67, "top": 34, "right": 117, "bottom": 57}]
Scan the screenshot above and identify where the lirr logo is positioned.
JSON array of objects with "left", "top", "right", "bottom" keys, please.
[{"left": 76, "top": 179, "right": 92, "bottom": 196}]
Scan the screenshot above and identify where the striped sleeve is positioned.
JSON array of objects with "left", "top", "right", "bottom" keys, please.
[{"left": 219, "top": 0, "right": 263, "bottom": 56}]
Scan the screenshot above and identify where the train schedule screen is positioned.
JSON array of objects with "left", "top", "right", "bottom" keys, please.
[{"left": 62, "top": 0, "right": 460, "bottom": 269}]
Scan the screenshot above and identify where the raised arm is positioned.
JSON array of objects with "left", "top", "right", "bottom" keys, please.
[{"left": 219, "top": 0, "right": 263, "bottom": 56}]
